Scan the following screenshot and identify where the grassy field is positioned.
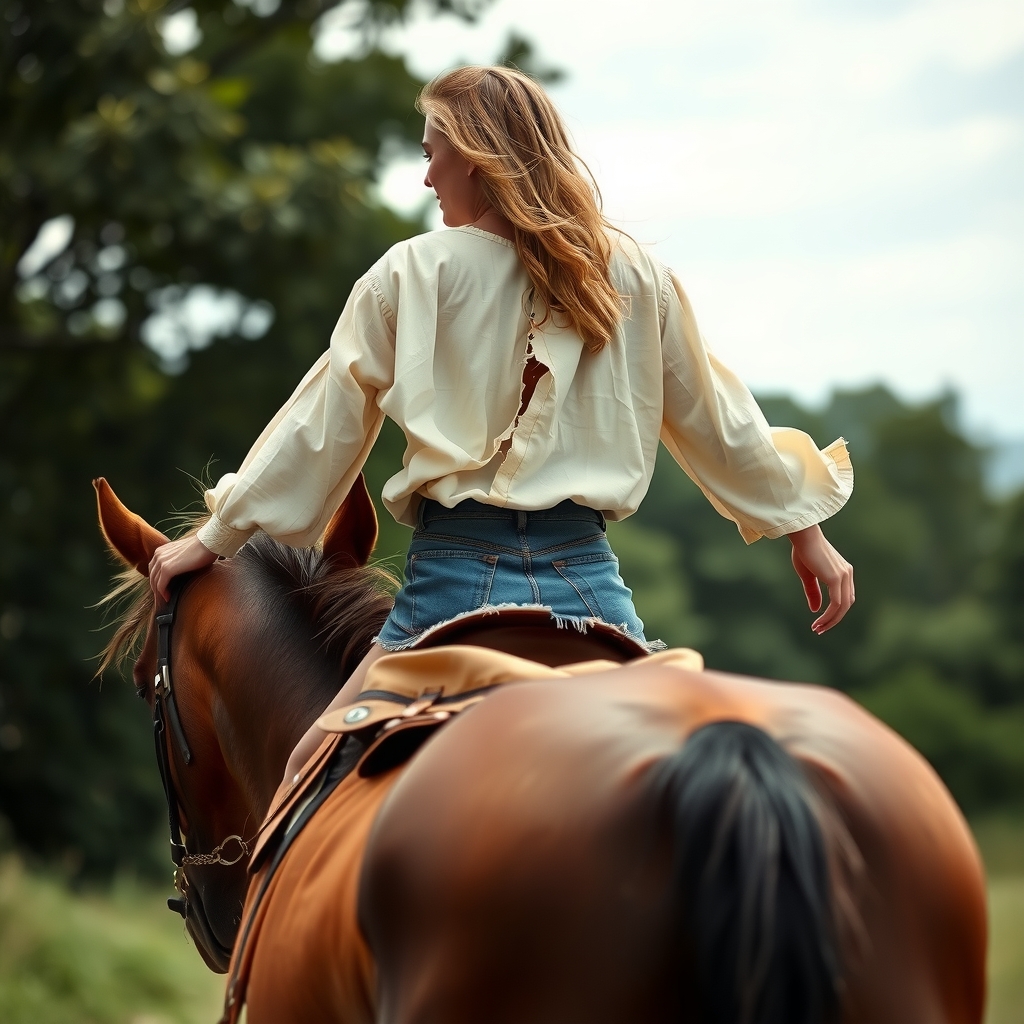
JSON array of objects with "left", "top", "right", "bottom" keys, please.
[
  {"left": 0, "top": 857, "right": 223, "bottom": 1024},
  {"left": 980, "top": 815, "right": 1024, "bottom": 1024},
  {"left": 0, "top": 818, "right": 1022, "bottom": 1024}
]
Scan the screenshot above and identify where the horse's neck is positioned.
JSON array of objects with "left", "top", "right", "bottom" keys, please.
[{"left": 218, "top": 636, "right": 343, "bottom": 818}]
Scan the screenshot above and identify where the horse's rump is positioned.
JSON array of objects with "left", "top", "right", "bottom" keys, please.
[
  {"left": 358, "top": 662, "right": 986, "bottom": 1024},
  {"left": 216, "top": 643, "right": 986, "bottom": 1024}
]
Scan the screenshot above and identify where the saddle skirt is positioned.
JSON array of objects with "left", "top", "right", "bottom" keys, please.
[{"left": 221, "top": 619, "right": 702, "bottom": 1023}]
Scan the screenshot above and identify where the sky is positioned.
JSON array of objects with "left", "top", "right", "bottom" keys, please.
[{"left": 320, "top": 0, "right": 1024, "bottom": 443}]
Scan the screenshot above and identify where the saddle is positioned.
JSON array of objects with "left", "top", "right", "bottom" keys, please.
[
  {"left": 252, "top": 608, "right": 655, "bottom": 863},
  {"left": 220, "top": 608, "right": 700, "bottom": 1023}
]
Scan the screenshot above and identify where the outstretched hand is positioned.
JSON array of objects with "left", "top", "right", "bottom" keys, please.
[
  {"left": 788, "top": 524, "right": 855, "bottom": 634},
  {"left": 149, "top": 535, "right": 218, "bottom": 601}
]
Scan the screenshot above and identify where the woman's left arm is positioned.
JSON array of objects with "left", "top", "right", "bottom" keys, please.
[
  {"left": 787, "top": 524, "right": 855, "bottom": 633},
  {"left": 657, "top": 267, "right": 856, "bottom": 632}
]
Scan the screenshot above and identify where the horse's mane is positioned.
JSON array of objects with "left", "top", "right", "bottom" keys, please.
[{"left": 97, "top": 528, "right": 397, "bottom": 684}]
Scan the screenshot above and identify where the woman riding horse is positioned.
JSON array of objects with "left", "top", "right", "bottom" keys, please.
[
  {"left": 145, "top": 65, "right": 855, "bottom": 792},
  {"left": 96, "top": 478, "right": 986, "bottom": 1024}
]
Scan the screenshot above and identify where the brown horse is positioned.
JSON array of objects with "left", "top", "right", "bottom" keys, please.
[{"left": 95, "top": 477, "right": 987, "bottom": 1024}]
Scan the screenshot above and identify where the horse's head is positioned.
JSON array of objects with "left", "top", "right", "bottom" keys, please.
[{"left": 94, "top": 476, "right": 392, "bottom": 972}]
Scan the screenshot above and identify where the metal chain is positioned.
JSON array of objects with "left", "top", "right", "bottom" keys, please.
[{"left": 180, "top": 833, "right": 251, "bottom": 867}]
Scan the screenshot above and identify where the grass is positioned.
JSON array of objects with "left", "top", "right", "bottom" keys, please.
[
  {"left": 0, "top": 857, "right": 223, "bottom": 1024},
  {"left": 976, "top": 813, "right": 1024, "bottom": 1024},
  {"left": 989, "top": 875, "right": 1024, "bottom": 1024},
  {"left": 0, "top": 818, "right": 1021, "bottom": 1023}
]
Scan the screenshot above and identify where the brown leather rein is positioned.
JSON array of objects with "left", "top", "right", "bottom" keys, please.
[{"left": 145, "top": 573, "right": 252, "bottom": 968}]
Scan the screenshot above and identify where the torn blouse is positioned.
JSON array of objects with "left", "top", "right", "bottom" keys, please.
[{"left": 197, "top": 225, "right": 853, "bottom": 558}]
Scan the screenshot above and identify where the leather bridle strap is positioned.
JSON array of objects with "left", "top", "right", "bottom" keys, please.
[
  {"left": 154, "top": 690, "right": 188, "bottom": 868},
  {"left": 153, "top": 575, "right": 191, "bottom": 868},
  {"left": 155, "top": 579, "right": 192, "bottom": 765},
  {"left": 149, "top": 573, "right": 251, "bottom": 927}
]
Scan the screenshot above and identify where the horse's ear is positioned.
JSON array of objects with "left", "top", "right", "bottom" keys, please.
[
  {"left": 322, "top": 473, "right": 378, "bottom": 568},
  {"left": 93, "top": 477, "right": 168, "bottom": 577}
]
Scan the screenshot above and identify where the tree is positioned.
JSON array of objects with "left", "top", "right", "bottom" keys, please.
[
  {"left": 0, "top": 0, "right": 481, "bottom": 873},
  {"left": 617, "top": 385, "right": 1024, "bottom": 814}
]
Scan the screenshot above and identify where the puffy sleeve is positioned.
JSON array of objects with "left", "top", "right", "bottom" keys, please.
[
  {"left": 659, "top": 268, "right": 853, "bottom": 544},
  {"left": 196, "top": 273, "right": 395, "bottom": 557}
]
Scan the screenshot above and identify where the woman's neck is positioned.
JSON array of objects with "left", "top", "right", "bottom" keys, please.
[{"left": 470, "top": 209, "right": 515, "bottom": 241}]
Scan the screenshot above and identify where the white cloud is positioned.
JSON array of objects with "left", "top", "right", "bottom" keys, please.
[
  {"left": 673, "top": 232, "right": 1024, "bottom": 433},
  {"left": 374, "top": 152, "right": 435, "bottom": 219},
  {"left": 314, "top": 0, "right": 371, "bottom": 62},
  {"left": 344, "top": 0, "right": 1024, "bottom": 434},
  {"left": 580, "top": 115, "right": 1020, "bottom": 222}
]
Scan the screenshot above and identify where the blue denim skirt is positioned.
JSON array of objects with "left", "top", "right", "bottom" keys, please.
[{"left": 376, "top": 498, "right": 647, "bottom": 650}]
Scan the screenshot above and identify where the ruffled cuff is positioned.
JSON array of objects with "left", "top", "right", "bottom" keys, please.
[
  {"left": 196, "top": 514, "right": 255, "bottom": 558},
  {"left": 740, "top": 437, "right": 855, "bottom": 544}
]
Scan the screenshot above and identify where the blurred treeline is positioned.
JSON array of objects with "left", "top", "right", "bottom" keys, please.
[
  {"left": 1, "top": 0, "right": 1022, "bottom": 879},
  {"left": 614, "top": 390, "right": 1024, "bottom": 816}
]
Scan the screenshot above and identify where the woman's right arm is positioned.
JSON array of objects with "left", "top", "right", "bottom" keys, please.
[
  {"left": 149, "top": 534, "right": 217, "bottom": 600},
  {"left": 149, "top": 274, "right": 395, "bottom": 596}
]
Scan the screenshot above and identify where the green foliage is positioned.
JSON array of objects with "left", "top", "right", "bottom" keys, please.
[
  {"left": 2, "top": 0, "right": 1021, "bottom": 879},
  {"left": 853, "top": 667, "right": 1024, "bottom": 811},
  {"left": 972, "top": 814, "right": 1024, "bottom": 879},
  {"left": 618, "top": 385, "right": 1024, "bottom": 814},
  {"left": 0, "top": 856, "right": 222, "bottom": 1023},
  {"left": 494, "top": 30, "right": 564, "bottom": 84},
  {"left": 0, "top": 0, "right": 472, "bottom": 875}
]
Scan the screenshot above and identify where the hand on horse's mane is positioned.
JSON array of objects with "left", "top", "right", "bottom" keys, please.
[{"left": 149, "top": 534, "right": 218, "bottom": 600}]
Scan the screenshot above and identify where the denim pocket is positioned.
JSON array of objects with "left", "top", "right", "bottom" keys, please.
[
  {"left": 551, "top": 552, "right": 620, "bottom": 620},
  {"left": 390, "top": 550, "right": 499, "bottom": 636}
]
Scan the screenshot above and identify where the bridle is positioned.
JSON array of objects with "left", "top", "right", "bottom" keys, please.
[{"left": 145, "top": 573, "right": 252, "bottom": 967}]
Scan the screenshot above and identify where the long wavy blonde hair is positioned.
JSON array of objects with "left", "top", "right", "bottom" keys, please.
[{"left": 416, "top": 66, "right": 622, "bottom": 353}]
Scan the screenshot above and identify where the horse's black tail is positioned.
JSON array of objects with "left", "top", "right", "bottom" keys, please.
[{"left": 652, "top": 720, "right": 841, "bottom": 1024}]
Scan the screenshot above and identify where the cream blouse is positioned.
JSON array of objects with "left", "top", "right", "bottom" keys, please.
[{"left": 197, "top": 226, "right": 853, "bottom": 558}]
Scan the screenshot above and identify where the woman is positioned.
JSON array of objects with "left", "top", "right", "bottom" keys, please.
[{"left": 149, "top": 65, "right": 854, "bottom": 783}]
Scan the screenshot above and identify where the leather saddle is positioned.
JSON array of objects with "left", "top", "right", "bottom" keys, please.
[
  {"left": 249, "top": 607, "right": 651, "bottom": 871},
  {"left": 222, "top": 610, "right": 696, "bottom": 1022},
  {"left": 411, "top": 604, "right": 652, "bottom": 665}
]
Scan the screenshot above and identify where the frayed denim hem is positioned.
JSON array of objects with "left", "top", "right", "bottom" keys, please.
[{"left": 373, "top": 602, "right": 665, "bottom": 654}]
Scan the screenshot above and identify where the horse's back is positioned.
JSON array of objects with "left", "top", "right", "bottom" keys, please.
[{"left": 361, "top": 662, "right": 987, "bottom": 1024}]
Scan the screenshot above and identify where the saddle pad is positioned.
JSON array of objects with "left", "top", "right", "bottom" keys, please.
[
  {"left": 252, "top": 646, "right": 703, "bottom": 869},
  {"left": 318, "top": 646, "right": 609, "bottom": 731},
  {"left": 321, "top": 645, "right": 704, "bottom": 776}
]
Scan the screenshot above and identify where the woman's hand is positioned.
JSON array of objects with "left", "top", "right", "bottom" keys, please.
[
  {"left": 788, "top": 524, "right": 855, "bottom": 634},
  {"left": 149, "top": 535, "right": 218, "bottom": 601}
]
